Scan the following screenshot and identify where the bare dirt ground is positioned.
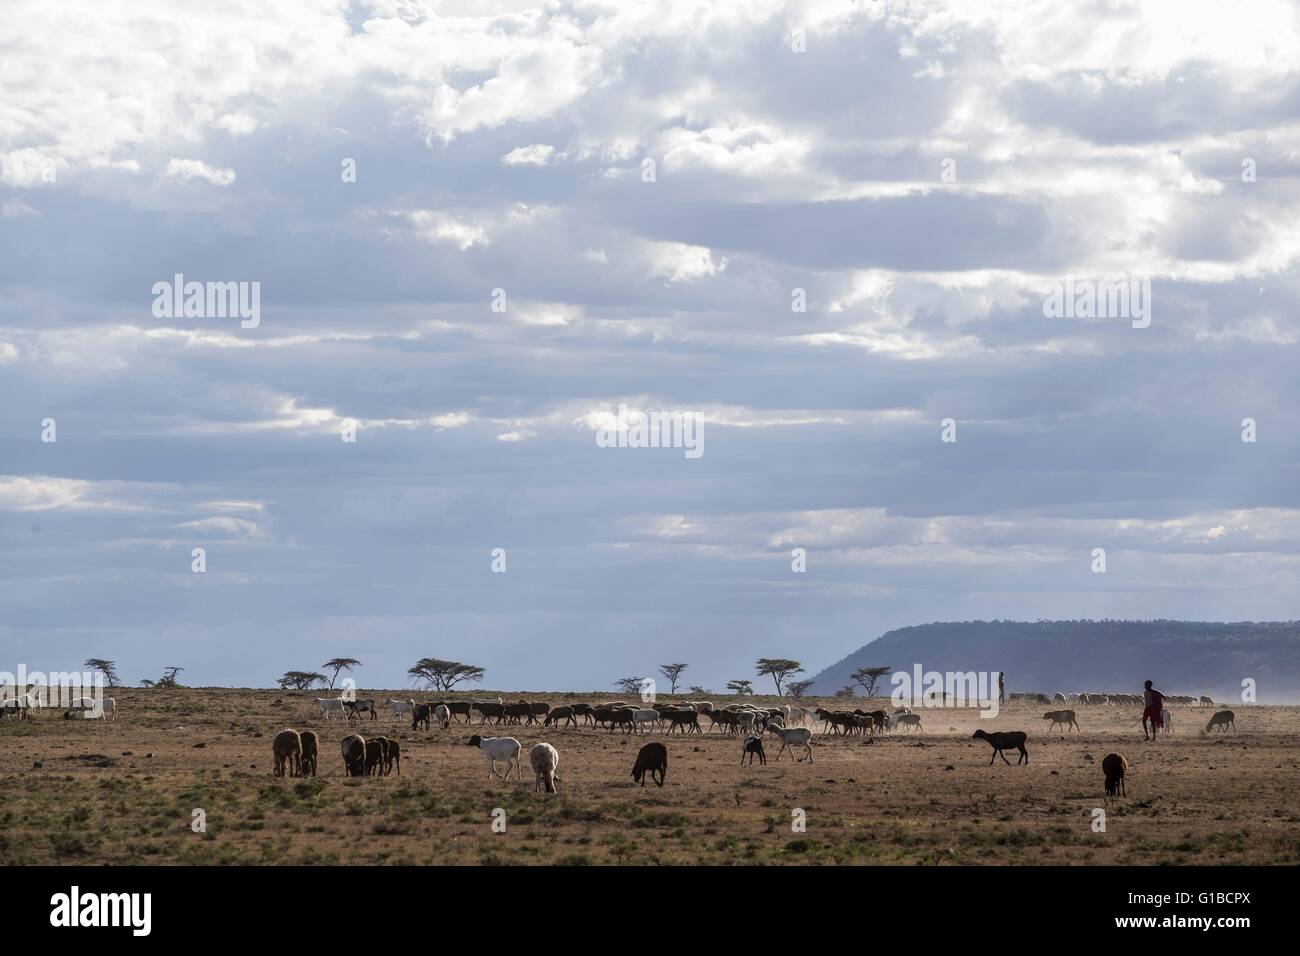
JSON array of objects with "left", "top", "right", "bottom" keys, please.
[{"left": 1, "top": 689, "right": 1297, "bottom": 865}]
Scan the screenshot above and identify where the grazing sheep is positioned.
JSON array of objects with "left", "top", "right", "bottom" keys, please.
[
  {"left": 434, "top": 704, "right": 451, "bottom": 730},
  {"left": 1206, "top": 710, "right": 1235, "bottom": 733},
  {"left": 467, "top": 735, "right": 522, "bottom": 780},
  {"left": 1102, "top": 752, "right": 1127, "bottom": 798},
  {"left": 972, "top": 729, "right": 1029, "bottom": 765},
  {"left": 530, "top": 742, "right": 560, "bottom": 793},
  {"left": 767, "top": 726, "right": 814, "bottom": 762},
  {"left": 341, "top": 734, "right": 366, "bottom": 776},
  {"left": 272, "top": 729, "right": 302, "bottom": 777},
  {"left": 741, "top": 734, "right": 766, "bottom": 766},
  {"left": 1199, "top": 695, "right": 1214, "bottom": 707},
  {"left": 299, "top": 730, "right": 319, "bottom": 777},
  {"left": 544, "top": 705, "right": 577, "bottom": 728},
  {"left": 365, "top": 738, "right": 386, "bottom": 776},
  {"left": 1042, "top": 709, "right": 1080, "bottom": 733},
  {"left": 631, "top": 742, "right": 668, "bottom": 787}
]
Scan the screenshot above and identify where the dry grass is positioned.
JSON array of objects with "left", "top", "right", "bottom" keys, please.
[{"left": 1, "top": 689, "right": 1296, "bottom": 865}]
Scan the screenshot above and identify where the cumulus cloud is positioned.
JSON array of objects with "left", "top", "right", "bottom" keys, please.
[{"left": 3, "top": 0, "right": 1300, "bottom": 689}]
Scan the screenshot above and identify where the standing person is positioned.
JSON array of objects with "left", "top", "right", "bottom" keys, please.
[
  {"left": 998, "top": 671, "right": 1005, "bottom": 704},
  {"left": 1141, "top": 680, "right": 1167, "bottom": 740}
]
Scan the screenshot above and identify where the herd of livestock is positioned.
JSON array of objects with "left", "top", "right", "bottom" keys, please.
[{"left": 276, "top": 692, "right": 1243, "bottom": 798}]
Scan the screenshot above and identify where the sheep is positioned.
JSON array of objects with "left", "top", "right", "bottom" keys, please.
[
  {"left": 343, "top": 698, "right": 378, "bottom": 721},
  {"left": 1042, "top": 709, "right": 1080, "bottom": 733},
  {"left": 434, "top": 704, "right": 451, "bottom": 729},
  {"left": 1159, "top": 708, "right": 1174, "bottom": 734},
  {"left": 383, "top": 737, "right": 401, "bottom": 775},
  {"left": 341, "top": 734, "right": 366, "bottom": 776},
  {"left": 528, "top": 702, "right": 550, "bottom": 725},
  {"left": 64, "top": 696, "right": 116, "bottom": 720},
  {"left": 530, "top": 742, "right": 560, "bottom": 794},
  {"left": 741, "top": 734, "right": 766, "bottom": 766},
  {"left": 631, "top": 742, "right": 668, "bottom": 787},
  {"left": 1206, "top": 710, "right": 1235, "bottom": 733},
  {"left": 972, "top": 729, "right": 1029, "bottom": 765},
  {"left": 544, "top": 705, "right": 578, "bottom": 728},
  {"left": 474, "top": 702, "right": 507, "bottom": 725},
  {"left": 316, "top": 697, "right": 345, "bottom": 720},
  {"left": 272, "top": 729, "right": 302, "bottom": 777},
  {"left": 1199, "top": 695, "right": 1214, "bottom": 707},
  {"left": 1102, "top": 752, "right": 1127, "bottom": 798},
  {"left": 767, "top": 726, "right": 814, "bottom": 762},
  {"left": 467, "top": 735, "right": 522, "bottom": 780},
  {"left": 439, "top": 701, "right": 473, "bottom": 723},
  {"left": 299, "top": 730, "right": 319, "bottom": 777},
  {"left": 365, "top": 738, "right": 386, "bottom": 776},
  {"left": 571, "top": 702, "right": 596, "bottom": 725},
  {"left": 599, "top": 707, "right": 636, "bottom": 735}
]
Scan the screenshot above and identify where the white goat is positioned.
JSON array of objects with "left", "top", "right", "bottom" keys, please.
[
  {"left": 630, "top": 708, "right": 660, "bottom": 734},
  {"left": 434, "top": 704, "right": 451, "bottom": 729},
  {"left": 315, "top": 697, "right": 345, "bottom": 720},
  {"left": 530, "top": 742, "right": 560, "bottom": 793},
  {"left": 889, "top": 713, "right": 922, "bottom": 732},
  {"left": 767, "top": 726, "right": 814, "bottom": 762},
  {"left": 469, "top": 735, "right": 521, "bottom": 780},
  {"left": 386, "top": 698, "right": 416, "bottom": 719}
]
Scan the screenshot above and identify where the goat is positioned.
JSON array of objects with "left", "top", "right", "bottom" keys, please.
[
  {"left": 382, "top": 737, "right": 400, "bottom": 775},
  {"left": 434, "top": 704, "right": 451, "bottom": 729},
  {"left": 386, "top": 698, "right": 416, "bottom": 719},
  {"left": 663, "top": 710, "right": 700, "bottom": 734},
  {"left": 272, "top": 729, "right": 302, "bottom": 777},
  {"left": 316, "top": 697, "right": 346, "bottom": 720},
  {"left": 890, "top": 713, "right": 923, "bottom": 732},
  {"left": 530, "top": 742, "right": 560, "bottom": 793},
  {"left": 741, "top": 734, "right": 766, "bottom": 766},
  {"left": 630, "top": 708, "right": 660, "bottom": 734},
  {"left": 1102, "top": 752, "right": 1127, "bottom": 798},
  {"left": 1042, "top": 709, "right": 1079, "bottom": 733},
  {"left": 767, "top": 726, "right": 814, "bottom": 762},
  {"left": 972, "top": 729, "right": 1028, "bottom": 765},
  {"left": 411, "top": 703, "right": 432, "bottom": 731},
  {"left": 1206, "top": 710, "right": 1235, "bottom": 733},
  {"left": 467, "top": 735, "right": 521, "bottom": 780},
  {"left": 343, "top": 698, "right": 378, "bottom": 722},
  {"left": 64, "top": 696, "right": 116, "bottom": 721},
  {"left": 631, "top": 742, "right": 668, "bottom": 787}
]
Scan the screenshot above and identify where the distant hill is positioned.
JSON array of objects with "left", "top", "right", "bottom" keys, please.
[{"left": 808, "top": 620, "right": 1300, "bottom": 703}]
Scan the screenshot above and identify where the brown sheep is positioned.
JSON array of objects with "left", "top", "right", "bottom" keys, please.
[
  {"left": 341, "top": 734, "right": 366, "bottom": 776},
  {"left": 631, "top": 741, "right": 668, "bottom": 787},
  {"left": 272, "top": 729, "right": 302, "bottom": 777},
  {"left": 972, "top": 729, "right": 1029, "bottom": 765},
  {"left": 1042, "top": 709, "right": 1080, "bottom": 732},
  {"left": 1206, "top": 710, "right": 1236, "bottom": 733},
  {"left": 299, "top": 730, "right": 319, "bottom": 777},
  {"left": 544, "top": 705, "right": 577, "bottom": 728},
  {"left": 412, "top": 704, "right": 432, "bottom": 731},
  {"left": 1102, "top": 752, "right": 1127, "bottom": 797}
]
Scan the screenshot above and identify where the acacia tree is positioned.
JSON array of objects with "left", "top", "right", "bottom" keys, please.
[
  {"left": 755, "top": 658, "right": 803, "bottom": 696},
  {"left": 726, "top": 679, "right": 753, "bottom": 695},
  {"left": 84, "top": 659, "right": 120, "bottom": 688},
  {"left": 278, "top": 670, "right": 326, "bottom": 691},
  {"left": 786, "top": 678, "right": 815, "bottom": 698},
  {"left": 408, "top": 658, "right": 485, "bottom": 692},
  {"left": 851, "top": 665, "right": 891, "bottom": 697},
  {"left": 658, "top": 663, "right": 688, "bottom": 695},
  {"left": 323, "top": 658, "right": 361, "bottom": 690},
  {"left": 613, "top": 676, "right": 647, "bottom": 696}
]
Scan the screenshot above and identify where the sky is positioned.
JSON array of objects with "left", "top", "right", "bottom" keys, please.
[{"left": 4, "top": 0, "right": 1300, "bottom": 693}]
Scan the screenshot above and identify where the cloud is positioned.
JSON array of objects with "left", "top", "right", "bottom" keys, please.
[{"left": 162, "top": 158, "right": 236, "bottom": 186}]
